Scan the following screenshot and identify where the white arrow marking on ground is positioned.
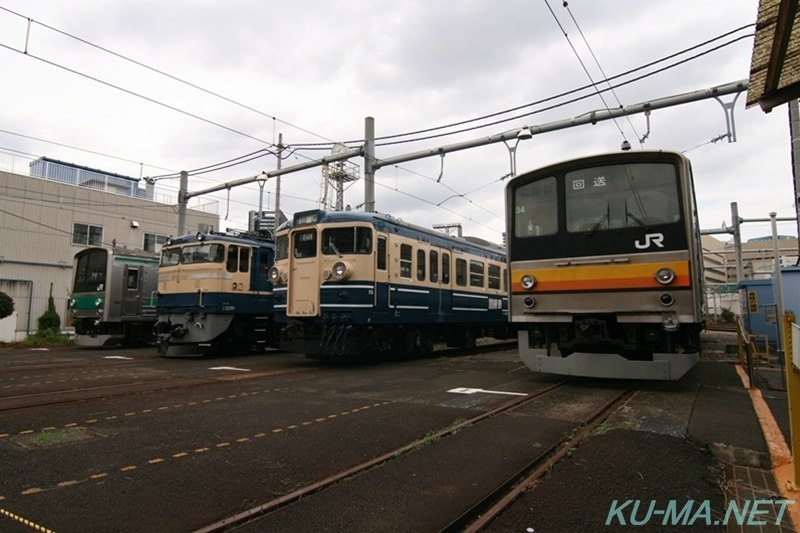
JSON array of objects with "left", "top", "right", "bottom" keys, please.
[
  {"left": 209, "top": 366, "right": 251, "bottom": 372},
  {"left": 448, "top": 387, "right": 527, "bottom": 396},
  {"left": 103, "top": 356, "right": 134, "bottom": 360}
]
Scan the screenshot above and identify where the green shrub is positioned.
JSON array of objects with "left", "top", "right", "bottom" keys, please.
[
  {"left": 0, "top": 291, "right": 13, "bottom": 320},
  {"left": 37, "top": 283, "right": 61, "bottom": 334},
  {"left": 720, "top": 307, "right": 736, "bottom": 323},
  {"left": 19, "top": 329, "right": 73, "bottom": 347}
]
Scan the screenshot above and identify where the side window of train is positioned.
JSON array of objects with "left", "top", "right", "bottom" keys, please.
[
  {"left": 455, "top": 259, "right": 467, "bottom": 287},
  {"left": 417, "top": 249, "right": 426, "bottom": 281},
  {"left": 377, "top": 237, "right": 387, "bottom": 271},
  {"left": 126, "top": 268, "right": 139, "bottom": 290},
  {"left": 488, "top": 264, "right": 501, "bottom": 290},
  {"left": 430, "top": 251, "right": 439, "bottom": 283},
  {"left": 470, "top": 260, "right": 485, "bottom": 288},
  {"left": 400, "top": 244, "right": 412, "bottom": 279},
  {"left": 227, "top": 245, "right": 238, "bottom": 273},
  {"left": 441, "top": 253, "right": 450, "bottom": 285},
  {"left": 239, "top": 247, "right": 250, "bottom": 273}
]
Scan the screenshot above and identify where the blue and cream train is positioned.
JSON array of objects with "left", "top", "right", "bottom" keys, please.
[
  {"left": 269, "top": 210, "right": 510, "bottom": 360},
  {"left": 69, "top": 246, "right": 160, "bottom": 347},
  {"left": 153, "top": 230, "right": 277, "bottom": 357},
  {"left": 505, "top": 150, "right": 705, "bottom": 380}
]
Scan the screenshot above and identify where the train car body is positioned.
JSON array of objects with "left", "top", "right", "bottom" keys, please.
[
  {"left": 153, "top": 231, "right": 276, "bottom": 357},
  {"left": 270, "top": 210, "right": 509, "bottom": 360},
  {"left": 505, "top": 151, "right": 705, "bottom": 380},
  {"left": 69, "top": 246, "right": 159, "bottom": 347}
]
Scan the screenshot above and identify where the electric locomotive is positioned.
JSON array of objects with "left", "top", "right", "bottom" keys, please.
[
  {"left": 69, "top": 246, "right": 159, "bottom": 347},
  {"left": 505, "top": 150, "right": 705, "bottom": 380},
  {"left": 153, "top": 230, "right": 277, "bottom": 357},
  {"left": 270, "top": 209, "right": 510, "bottom": 360}
]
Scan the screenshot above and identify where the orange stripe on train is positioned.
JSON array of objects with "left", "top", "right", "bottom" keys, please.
[{"left": 511, "top": 261, "right": 691, "bottom": 293}]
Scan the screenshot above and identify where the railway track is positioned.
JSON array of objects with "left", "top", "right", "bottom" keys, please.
[{"left": 190, "top": 377, "right": 639, "bottom": 533}]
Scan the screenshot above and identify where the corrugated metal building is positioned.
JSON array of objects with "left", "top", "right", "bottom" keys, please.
[{"left": 0, "top": 155, "right": 219, "bottom": 341}]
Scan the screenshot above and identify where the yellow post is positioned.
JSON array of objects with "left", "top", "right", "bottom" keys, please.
[{"left": 784, "top": 315, "right": 800, "bottom": 490}]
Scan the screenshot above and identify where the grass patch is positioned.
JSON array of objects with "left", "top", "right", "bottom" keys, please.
[{"left": 0, "top": 330, "right": 74, "bottom": 349}]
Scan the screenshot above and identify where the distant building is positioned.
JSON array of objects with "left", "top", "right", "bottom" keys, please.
[{"left": 0, "top": 151, "right": 219, "bottom": 341}]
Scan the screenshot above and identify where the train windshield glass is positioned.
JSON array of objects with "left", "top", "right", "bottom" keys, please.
[
  {"left": 160, "top": 248, "right": 181, "bottom": 267},
  {"left": 276, "top": 235, "right": 289, "bottom": 260},
  {"left": 565, "top": 163, "right": 679, "bottom": 233},
  {"left": 514, "top": 176, "right": 558, "bottom": 237},
  {"left": 74, "top": 249, "right": 108, "bottom": 293},
  {"left": 294, "top": 230, "right": 317, "bottom": 258},
  {"left": 179, "top": 243, "right": 225, "bottom": 264},
  {"left": 321, "top": 227, "right": 372, "bottom": 255}
]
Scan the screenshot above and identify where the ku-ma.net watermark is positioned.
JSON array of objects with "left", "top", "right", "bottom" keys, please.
[{"left": 604, "top": 499, "right": 796, "bottom": 526}]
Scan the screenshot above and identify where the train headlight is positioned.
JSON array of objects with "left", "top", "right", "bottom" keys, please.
[
  {"left": 95, "top": 298, "right": 103, "bottom": 307},
  {"left": 332, "top": 261, "right": 352, "bottom": 281},
  {"left": 523, "top": 297, "right": 536, "bottom": 308},
  {"left": 520, "top": 275, "right": 536, "bottom": 290},
  {"left": 655, "top": 268, "right": 675, "bottom": 285},
  {"left": 68, "top": 298, "right": 76, "bottom": 309},
  {"left": 196, "top": 232, "right": 204, "bottom": 241},
  {"left": 268, "top": 266, "right": 282, "bottom": 283}
]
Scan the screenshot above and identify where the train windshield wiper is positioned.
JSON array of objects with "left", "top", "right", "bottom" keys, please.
[
  {"left": 329, "top": 242, "right": 343, "bottom": 258},
  {"left": 587, "top": 213, "right": 608, "bottom": 236},
  {"left": 626, "top": 210, "right": 647, "bottom": 228}
]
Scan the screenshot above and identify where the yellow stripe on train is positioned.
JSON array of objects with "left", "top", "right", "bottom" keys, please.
[{"left": 511, "top": 261, "right": 691, "bottom": 293}]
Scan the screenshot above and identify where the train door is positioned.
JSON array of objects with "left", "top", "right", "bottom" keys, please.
[
  {"left": 140, "top": 263, "right": 157, "bottom": 317},
  {"left": 251, "top": 247, "right": 272, "bottom": 307},
  {"left": 439, "top": 250, "right": 452, "bottom": 316},
  {"left": 123, "top": 266, "right": 140, "bottom": 317},
  {"left": 287, "top": 228, "right": 320, "bottom": 316},
  {"left": 374, "top": 233, "right": 389, "bottom": 313}
]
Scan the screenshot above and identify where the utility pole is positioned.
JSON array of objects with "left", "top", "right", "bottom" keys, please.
[
  {"left": 364, "top": 117, "right": 375, "bottom": 212},
  {"left": 178, "top": 170, "right": 188, "bottom": 236},
  {"left": 274, "top": 133, "right": 283, "bottom": 233}
]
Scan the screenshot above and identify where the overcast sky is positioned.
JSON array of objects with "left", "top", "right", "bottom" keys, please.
[{"left": 0, "top": 0, "right": 794, "bottom": 244}]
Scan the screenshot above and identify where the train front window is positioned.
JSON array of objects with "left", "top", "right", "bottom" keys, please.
[
  {"left": 74, "top": 249, "right": 107, "bottom": 293},
  {"left": 514, "top": 177, "right": 557, "bottom": 237},
  {"left": 180, "top": 243, "right": 225, "bottom": 264},
  {"left": 160, "top": 248, "right": 181, "bottom": 267},
  {"left": 566, "top": 163, "right": 680, "bottom": 233},
  {"left": 276, "top": 235, "right": 289, "bottom": 261},
  {"left": 321, "top": 227, "right": 372, "bottom": 255},
  {"left": 294, "top": 230, "right": 317, "bottom": 258}
]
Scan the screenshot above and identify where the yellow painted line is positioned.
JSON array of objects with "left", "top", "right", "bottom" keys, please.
[
  {"left": 43, "top": 427, "right": 56, "bottom": 431},
  {"left": 120, "top": 466, "right": 137, "bottom": 472},
  {"left": 20, "top": 430, "right": 33, "bottom": 435},
  {"left": 142, "top": 409, "right": 152, "bottom": 413},
  {"left": 57, "top": 480, "right": 78, "bottom": 488},
  {"left": 172, "top": 404, "right": 183, "bottom": 408},
  {"left": 340, "top": 412, "right": 350, "bottom": 416},
  {"left": 254, "top": 433, "right": 267, "bottom": 438},
  {"left": 0, "top": 434, "right": 7, "bottom": 439},
  {"left": 315, "top": 418, "right": 326, "bottom": 422},
  {"left": 302, "top": 422, "right": 312, "bottom": 426},
  {"left": 203, "top": 400, "right": 212, "bottom": 403},
  {"left": 195, "top": 448, "right": 209, "bottom": 453},
  {"left": 148, "top": 458, "right": 165, "bottom": 464},
  {"left": 216, "top": 443, "right": 230, "bottom": 448},
  {"left": 0, "top": 508, "right": 57, "bottom": 533},
  {"left": 65, "top": 423, "right": 77, "bottom": 428},
  {"left": 240, "top": 393, "right": 249, "bottom": 396},
  {"left": 90, "top": 473, "right": 108, "bottom": 479},
  {"left": 85, "top": 419, "right": 97, "bottom": 424},
  {"left": 106, "top": 416, "right": 117, "bottom": 420},
  {"left": 173, "top": 452, "right": 188, "bottom": 458},
  {"left": 361, "top": 406, "right": 371, "bottom": 410},
  {"left": 215, "top": 397, "right": 225, "bottom": 401},
  {"left": 21, "top": 488, "right": 43, "bottom": 496},
  {"left": 328, "top": 415, "right": 337, "bottom": 419},
  {"left": 272, "top": 429, "right": 283, "bottom": 434},
  {"left": 228, "top": 395, "right": 237, "bottom": 399},
  {"left": 251, "top": 391, "right": 259, "bottom": 395},
  {"left": 188, "top": 402, "right": 197, "bottom": 406},
  {"left": 236, "top": 438, "right": 250, "bottom": 443},
  {"left": 124, "top": 412, "right": 136, "bottom": 417},
  {"left": 158, "top": 407, "right": 169, "bottom": 411},
  {"left": 287, "top": 425, "right": 298, "bottom": 429}
]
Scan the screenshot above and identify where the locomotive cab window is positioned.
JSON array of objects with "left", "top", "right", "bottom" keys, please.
[
  {"left": 514, "top": 177, "right": 557, "bottom": 237},
  {"left": 294, "top": 230, "right": 317, "bottom": 258},
  {"left": 227, "top": 245, "right": 239, "bottom": 273},
  {"left": 160, "top": 248, "right": 180, "bottom": 267},
  {"left": 322, "top": 227, "right": 372, "bottom": 255},
  {"left": 180, "top": 243, "right": 224, "bottom": 264},
  {"left": 239, "top": 247, "right": 250, "bottom": 273},
  {"left": 566, "top": 163, "right": 680, "bottom": 233},
  {"left": 400, "top": 244, "right": 412, "bottom": 279},
  {"left": 276, "top": 235, "right": 289, "bottom": 261}
]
